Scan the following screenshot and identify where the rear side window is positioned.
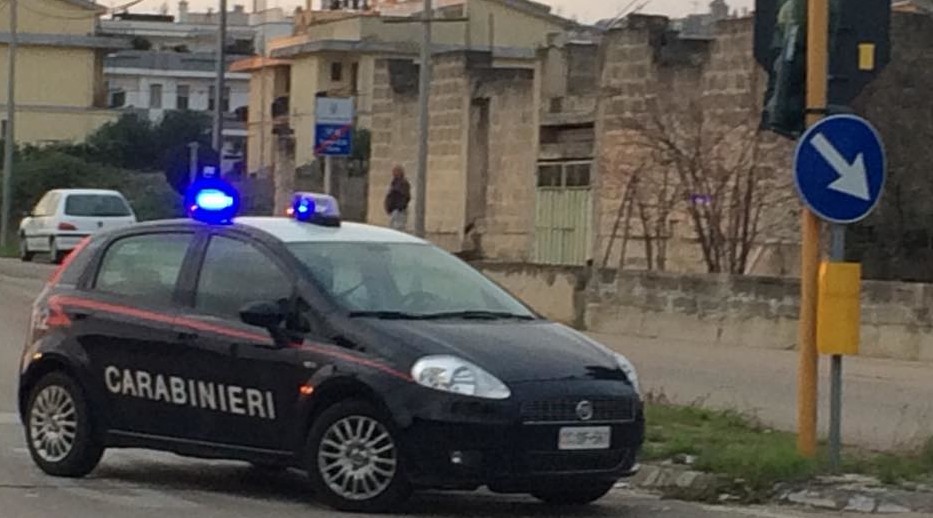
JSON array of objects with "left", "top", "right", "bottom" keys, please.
[
  {"left": 94, "top": 233, "right": 193, "bottom": 305},
  {"left": 32, "top": 192, "right": 59, "bottom": 217},
  {"left": 65, "top": 194, "right": 132, "bottom": 217},
  {"left": 195, "top": 236, "right": 292, "bottom": 320}
]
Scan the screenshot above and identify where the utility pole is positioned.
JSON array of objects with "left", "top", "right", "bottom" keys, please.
[
  {"left": 188, "top": 141, "right": 200, "bottom": 185},
  {"left": 1, "top": 0, "right": 17, "bottom": 249},
  {"left": 413, "top": 0, "right": 433, "bottom": 238},
  {"left": 797, "top": 0, "right": 829, "bottom": 459},
  {"left": 212, "top": 0, "right": 228, "bottom": 161}
]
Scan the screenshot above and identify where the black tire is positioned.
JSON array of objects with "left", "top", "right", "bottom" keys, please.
[
  {"left": 24, "top": 372, "right": 104, "bottom": 478},
  {"left": 19, "top": 235, "right": 34, "bottom": 262},
  {"left": 531, "top": 479, "right": 616, "bottom": 506},
  {"left": 49, "top": 238, "right": 65, "bottom": 265},
  {"left": 305, "top": 399, "right": 411, "bottom": 513}
]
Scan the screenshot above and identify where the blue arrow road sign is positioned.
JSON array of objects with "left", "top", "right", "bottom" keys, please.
[{"left": 794, "top": 115, "right": 886, "bottom": 224}]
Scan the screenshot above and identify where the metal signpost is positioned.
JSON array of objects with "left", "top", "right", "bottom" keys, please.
[
  {"left": 794, "top": 114, "right": 886, "bottom": 470},
  {"left": 755, "top": 0, "right": 891, "bottom": 460},
  {"left": 314, "top": 97, "right": 354, "bottom": 195}
]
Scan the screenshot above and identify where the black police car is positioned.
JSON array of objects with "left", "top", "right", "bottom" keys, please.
[{"left": 18, "top": 189, "right": 644, "bottom": 512}]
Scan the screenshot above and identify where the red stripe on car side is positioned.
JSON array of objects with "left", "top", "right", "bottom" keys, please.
[
  {"left": 50, "top": 296, "right": 409, "bottom": 380},
  {"left": 291, "top": 341, "right": 412, "bottom": 382}
]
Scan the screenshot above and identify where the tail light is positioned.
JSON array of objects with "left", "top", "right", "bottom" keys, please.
[{"left": 58, "top": 222, "right": 77, "bottom": 231}]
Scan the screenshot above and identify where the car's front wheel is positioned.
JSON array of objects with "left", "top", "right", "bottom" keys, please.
[
  {"left": 531, "top": 479, "right": 617, "bottom": 506},
  {"left": 24, "top": 372, "right": 104, "bottom": 477},
  {"left": 305, "top": 399, "right": 411, "bottom": 513}
]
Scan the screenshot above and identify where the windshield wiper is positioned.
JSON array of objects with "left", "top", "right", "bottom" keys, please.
[
  {"left": 419, "top": 310, "right": 536, "bottom": 321},
  {"left": 348, "top": 311, "right": 426, "bottom": 320}
]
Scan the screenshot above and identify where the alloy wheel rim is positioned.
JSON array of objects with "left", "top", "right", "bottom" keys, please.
[
  {"left": 317, "top": 415, "right": 397, "bottom": 501},
  {"left": 29, "top": 385, "right": 78, "bottom": 463}
]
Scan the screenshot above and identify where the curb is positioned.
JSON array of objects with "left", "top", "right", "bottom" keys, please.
[
  {"left": 630, "top": 463, "right": 724, "bottom": 501},
  {"left": 777, "top": 476, "right": 933, "bottom": 514},
  {"left": 631, "top": 464, "right": 933, "bottom": 514}
]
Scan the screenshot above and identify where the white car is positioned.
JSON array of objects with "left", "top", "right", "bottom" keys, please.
[{"left": 19, "top": 189, "right": 137, "bottom": 263}]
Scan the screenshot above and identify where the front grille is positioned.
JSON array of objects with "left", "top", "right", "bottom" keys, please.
[
  {"left": 525, "top": 449, "right": 630, "bottom": 473},
  {"left": 521, "top": 398, "right": 635, "bottom": 424}
]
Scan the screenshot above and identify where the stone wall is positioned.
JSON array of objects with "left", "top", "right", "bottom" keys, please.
[
  {"left": 369, "top": 54, "right": 469, "bottom": 251},
  {"left": 594, "top": 15, "right": 796, "bottom": 276},
  {"left": 477, "top": 262, "right": 582, "bottom": 325},
  {"left": 369, "top": 52, "right": 538, "bottom": 256},
  {"left": 473, "top": 67, "right": 537, "bottom": 262},
  {"left": 478, "top": 262, "right": 933, "bottom": 363}
]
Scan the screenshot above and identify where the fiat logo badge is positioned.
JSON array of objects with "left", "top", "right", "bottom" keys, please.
[{"left": 576, "top": 400, "right": 594, "bottom": 421}]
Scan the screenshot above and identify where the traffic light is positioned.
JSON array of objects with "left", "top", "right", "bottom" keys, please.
[
  {"left": 755, "top": 0, "right": 891, "bottom": 138},
  {"left": 759, "top": 0, "right": 807, "bottom": 137}
]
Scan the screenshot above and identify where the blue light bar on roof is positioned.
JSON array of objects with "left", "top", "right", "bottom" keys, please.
[
  {"left": 185, "top": 179, "right": 240, "bottom": 224},
  {"left": 288, "top": 192, "right": 341, "bottom": 227}
]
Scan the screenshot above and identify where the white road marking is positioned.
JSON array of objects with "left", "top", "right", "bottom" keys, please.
[{"left": 0, "top": 413, "right": 20, "bottom": 425}]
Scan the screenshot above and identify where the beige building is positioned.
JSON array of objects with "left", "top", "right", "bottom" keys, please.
[
  {"left": 237, "top": 0, "right": 574, "bottom": 245},
  {"left": 0, "top": 0, "right": 128, "bottom": 144},
  {"left": 236, "top": 0, "right": 572, "bottom": 170}
]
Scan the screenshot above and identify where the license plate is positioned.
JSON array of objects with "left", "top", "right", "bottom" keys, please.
[{"left": 558, "top": 426, "right": 611, "bottom": 450}]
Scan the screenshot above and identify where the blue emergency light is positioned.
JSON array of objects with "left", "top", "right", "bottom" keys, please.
[
  {"left": 185, "top": 179, "right": 240, "bottom": 224},
  {"left": 287, "top": 192, "right": 341, "bottom": 227}
]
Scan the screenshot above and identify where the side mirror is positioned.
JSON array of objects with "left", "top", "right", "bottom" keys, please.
[{"left": 240, "top": 301, "right": 285, "bottom": 331}]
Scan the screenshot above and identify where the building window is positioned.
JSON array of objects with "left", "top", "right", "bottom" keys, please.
[
  {"left": 149, "top": 84, "right": 163, "bottom": 109},
  {"left": 331, "top": 62, "right": 343, "bottom": 82},
  {"left": 536, "top": 162, "right": 592, "bottom": 188},
  {"left": 209, "top": 86, "right": 231, "bottom": 112},
  {"left": 110, "top": 90, "right": 126, "bottom": 108},
  {"left": 351, "top": 62, "right": 359, "bottom": 94},
  {"left": 177, "top": 84, "right": 190, "bottom": 110}
]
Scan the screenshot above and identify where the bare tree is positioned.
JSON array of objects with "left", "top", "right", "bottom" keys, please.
[
  {"left": 601, "top": 153, "right": 679, "bottom": 272},
  {"left": 621, "top": 98, "right": 793, "bottom": 274}
]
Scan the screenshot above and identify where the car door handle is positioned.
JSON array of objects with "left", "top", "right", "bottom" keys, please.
[
  {"left": 178, "top": 331, "right": 199, "bottom": 342},
  {"left": 65, "top": 309, "right": 92, "bottom": 321}
]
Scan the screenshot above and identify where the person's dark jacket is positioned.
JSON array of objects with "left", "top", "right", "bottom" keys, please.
[{"left": 385, "top": 177, "right": 411, "bottom": 214}]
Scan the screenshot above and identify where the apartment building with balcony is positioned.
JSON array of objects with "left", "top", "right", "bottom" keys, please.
[{"left": 0, "top": 0, "right": 129, "bottom": 145}]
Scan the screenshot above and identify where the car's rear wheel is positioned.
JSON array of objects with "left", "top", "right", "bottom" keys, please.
[
  {"left": 19, "top": 235, "right": 34, "bottom": 262},
  {"left": 531, "top": 479, "right": 616, "bottom": 506},
  {"left": 24, "top": 372, "right": 104, "bottom": 477},
  {"left": 49, "top": 238, "right": 66, "bottom": 265},
  {"left": 305, "top": 399, "right": 411, "bottom": 513}
]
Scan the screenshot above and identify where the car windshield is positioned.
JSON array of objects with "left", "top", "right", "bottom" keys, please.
[
  {"left": 287, "top": 242, "right": 535, "bottom": 319},
  {"left": 65, "top": 194, "right": 132, "bottom": 217}
]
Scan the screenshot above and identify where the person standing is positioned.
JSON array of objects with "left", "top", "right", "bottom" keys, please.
[{"left": 385, "top": 165, "right": 411, "bottom": 231}]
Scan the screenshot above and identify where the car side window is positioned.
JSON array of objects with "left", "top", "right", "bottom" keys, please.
[
  {"left": 195, "top": 236, "right": 292, "bottom": 321},
  {"left": 94, "top": 233, "right": 193, "bottom": 305},
  {"left": 32, "top": 193, "right": 57, "bottom": 217}
]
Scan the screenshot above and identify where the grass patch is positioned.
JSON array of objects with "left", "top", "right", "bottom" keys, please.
[
  {"left": 0, "top": 238, "right": 16, "bottom": 258},
  {"left": 644, "top": 403, "right": 933, "bottom": 497}
]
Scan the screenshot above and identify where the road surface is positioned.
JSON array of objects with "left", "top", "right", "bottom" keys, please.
[{"left": 0, "top": 258, "right": 927, "bottom": 517}]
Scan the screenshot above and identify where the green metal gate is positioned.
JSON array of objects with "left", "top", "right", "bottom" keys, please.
[{"left": 533, "top": 162, "right": 593, "bottom": 266}]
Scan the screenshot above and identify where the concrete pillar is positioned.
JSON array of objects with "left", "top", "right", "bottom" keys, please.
[{"left": 273, "top": 127, "right": 296, "bottom": 215}]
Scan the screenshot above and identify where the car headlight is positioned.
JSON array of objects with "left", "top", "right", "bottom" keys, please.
[
  {"left": 411, "top": 355, "right": 511, "bottom": 400},
  {"left": 615, "top": 353, "right": 640, "bottom": 395}
]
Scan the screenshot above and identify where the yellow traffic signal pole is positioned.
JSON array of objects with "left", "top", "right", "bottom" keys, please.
[{"left": 798, "top": 0, "right": 829, "bottom": 459}]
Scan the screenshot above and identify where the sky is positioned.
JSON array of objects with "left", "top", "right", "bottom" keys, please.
[{"left": 125, "top": 0, "right": 757, "bottom": 23}]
